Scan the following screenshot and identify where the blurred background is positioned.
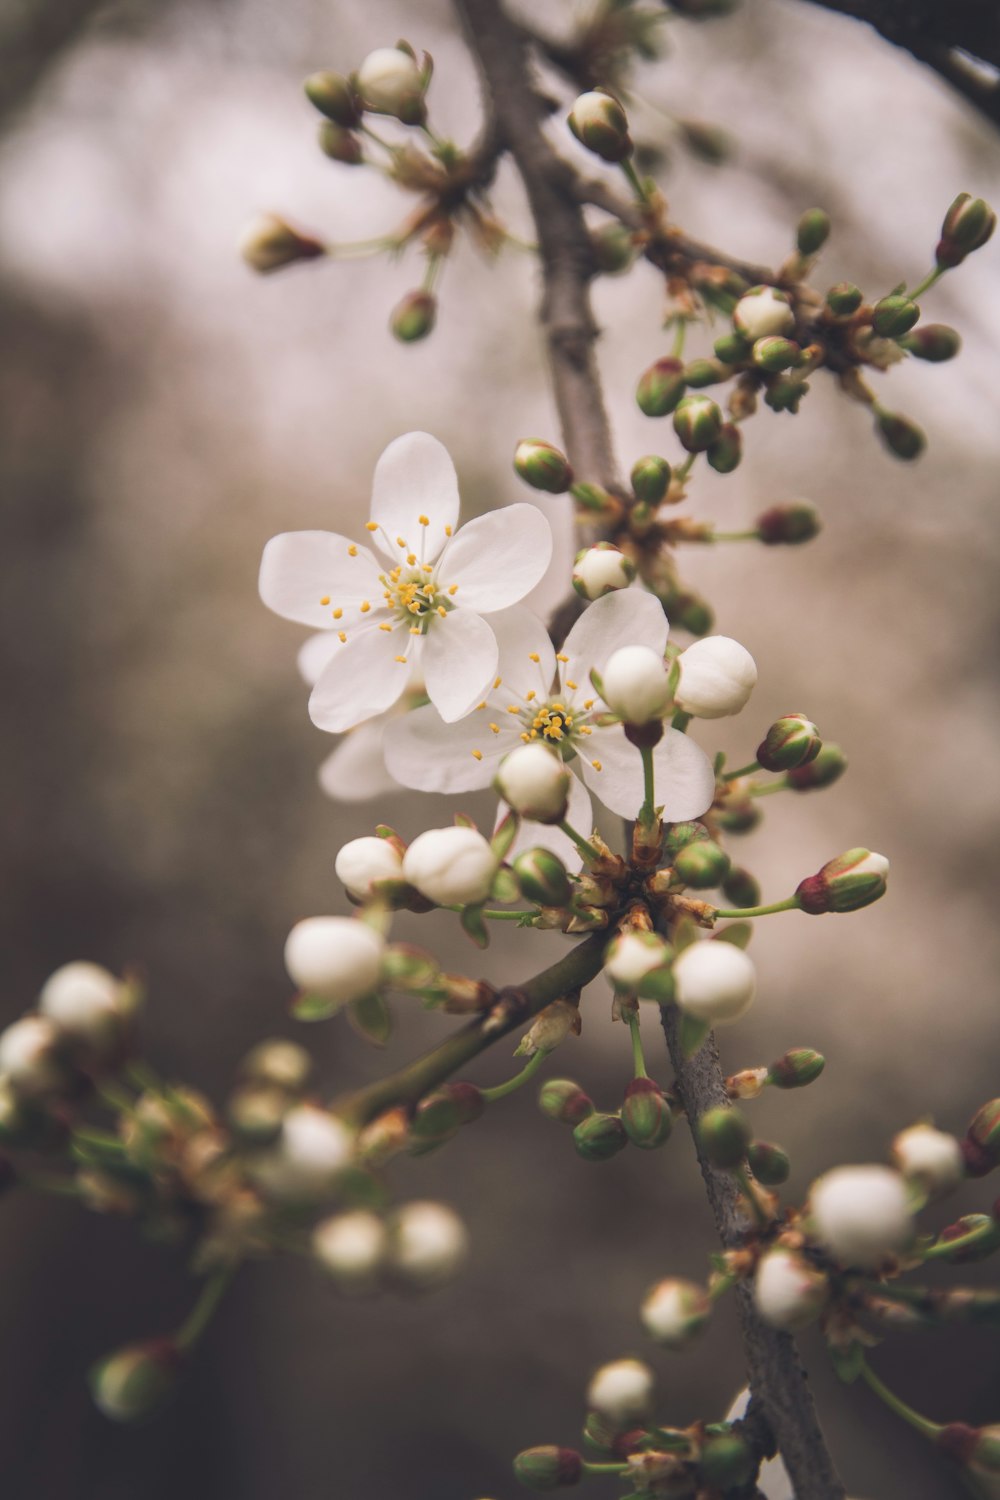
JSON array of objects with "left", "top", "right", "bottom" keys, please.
[{"left": 1, "top": 0, "right": 998, "bottom": 1495}]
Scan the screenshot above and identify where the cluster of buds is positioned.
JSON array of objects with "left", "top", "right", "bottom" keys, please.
[{"left": 312, "top": 1198, "right": 467, "bottom": 1293}]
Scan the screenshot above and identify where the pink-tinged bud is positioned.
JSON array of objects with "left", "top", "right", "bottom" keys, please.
[
  {"left": 825, "top": 281, "right": 863, "bottom": 315},
  {"left": 514, "top": 1445, "right": 583, "bottom": 1489},
  {"left": 964, "top": 1099, "right": 1000, "bottom": 1176},
  {"left": 756, "top": 501, "right": 821, "bottom": 545},
  {"left": 238, "top": 214, "right": 325, "bottom": 274},
  {"left": 929, "top": 1213, "right": 1000, "bottom": 1263},
  {"left": 796, "top": 208, "right": 830, "bottom": 256},
  {"left": 539, "top": 1078, "right": 594, "bottom": 1126},
  {"left": 936, "top": 193, "right": 996, "bottom": 268},
  {"left": 902, "top": 324, "right": 961, "bottom": 362},
  {"left": 754, "top": 1247, "right": 828, "bottom": 1330},
  {"left": 621, "top": 1078, "right": 673, "bottom": 1150},
  {"left": 757, "top": 712, "right": 822, "bottom": 772},
  {"left": 937, "top": 1423, "right": 1000, "bottom": 1485},
  {"left": 871, "top": 294, "right": 920, "bottom": 338},
  {"left": 89, "top": 1338, "right": 182, "bottom": 1423},
  {"left": 631, "top": 454, "right": 672, "bottom": 503},
  {"left": 796, "top": 848, "right": 889, "bottom": 914},
  {"left": 567, "top": 90, "right": 632, "bottom": 163},
  {"left": 636, "top": 357, "right": 686, "bottom": 417},
  {"left": 514, "top": 438, "right": 573, "bottom": 494},
  {"left": 318, "top": 121, "right": 363, "bottom": 165},
  {"left": 697, "top": 1105, "right": 752, "bottom": 1168},
  {"left": 641, "top": 1277, "right": 711, "bottom": 1347},
  {"left": 786, "top": 741, "right": 846, "bottom": 789},
  {"left": 767, "top": 1047, "right": 825, "bottom": 1089},
  {"left": 875, "top": 408, "right": 925, "bottom": 461},
  {"left": 304, "top": 71, "right": 362, "bottom": 126},
  {"left": 673, "top": 394, "right": 723, "bottom": 453},
  {"left": 752, "top": 336, "right": 800, "bottom": 373},
  {"left": 390, "top": 290, "right": 436, "bottom": 343},
  {"left": 747, "top": 1140, "right": 790, "bottom": 1185},
  {"left": 706, "top": 422, "right": 742, "bottom": 473},
  {"left": 572, "top": 1111, "right": 628, "bottom": 1162}
]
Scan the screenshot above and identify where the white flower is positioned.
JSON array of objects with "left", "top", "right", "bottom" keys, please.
[
  {"left": 572, "top": 544, "right": 635, "bottom": 600},
  {"left": 753, "top": 1247, "right": 828, "bottom": 1331},
  {"left": 640, "top": 1278, "right": 711, "bottom": 1347},
  {"left": 38, "top": 961, "right": 123, "bottom": 1043},
  {"left": 260, "top": 432, "right": 553, "bottom": 731},
  {"left": 334, "top": 836, "right": 404, "bottom": 899},
  {"left": 0, "top": 1016, "right": 63, "bottom": 1095},
  {"left": 284, "top": 916, "right": 385, "bottom": 1005},
  {"left": 601, "top": 644, "right": 672, "bottom": 724},
  {"left": 891, "top": 1124, "right": 964, "bottom": 1196},
  {"left": 384, "top": 591, "right": 715, "bottom": 863},
  {"left": 252, "top": 1104, "right": 354, "bottom": 1202},
  {"left": 674, "top": 636, "right": 758, "bottom": 719},
  {"left": 733, "top": 285, "right": 795, "bottom": 341},
  {"left": 297, "top": 633, "right": 413, "bottom": 805},
  {"left": 586, "top": 1358, "right": 654, "bottom": 1423},
  {"left": 672, "top": 941, "right": 756, "bottom": 1025},
  {"left": 604, "top": 931, "right": 671, "bottom": 990},
  {"left": 388, "top": 1200, "right": 469, "bottom": 1288},
  {"left": 355, "top": 47, "right": 423, "bottom": 117},
  {"left": 494, "top": 743, "right": 570, "bottom": 823},
  {"left": 402, "top": 826, "right": 497, "bottom": 905},
  {"left": 312, "top": 1210, "right": 388, "bottom": 1291},
  {"left": 809, "top": 1164, "right": 914, "bottom": 1268}
]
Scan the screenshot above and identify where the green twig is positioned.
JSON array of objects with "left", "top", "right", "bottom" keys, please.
[{"left": 480, "top": 1048, "right": 548, "bottom": 1102}]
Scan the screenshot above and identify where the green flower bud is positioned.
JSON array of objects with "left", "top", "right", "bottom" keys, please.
[
  {"left": 902, "top": 324, "right": 962, "bottom": 362},
  {"left": 317, "top": 121, "right": 363, "bottom": 164},
  {"left": 964, "top": 1099, "right": 1000, "bottom": 1177},
  {"left": 539, "top": 1078, "right": 594, "bottom": 1126},
  {"left": 89, "top": 1338, "right": 181, "bottom": 1423},
  {"left": 573, "top": 1112, "right": 628, "bottom": 1162},
  {"left": 631, "top": 454, "right": 672, "bottom": 503},
  {"left": 641, "top": 1277, "right": 712, "bottom": 1346},
  {"left": 354, "top": 46, "right": 427, "bottom": 125},
  {"left": 757, "top": 712, "right": 822, "bottom": 771},
  {"left": 796, "top": 208, "right": 831, "bottom": 256},
  {"left": 756, "top": 502, "right": 821, "bottom": 545},
  {"left": 700, "top": 1430, "right": 755, "bottom": 1488},
  {"left": 936, "top": 193, "right": 996, "bottom": 268},
  {"left": 238, "top": 213, "right": 325, "bottom": 274},
  {"left": 697, "top": 1105, "right": 752, "bottom": 1168},
  {"left": 684, "top": 357, "right": 725, "bottom": 388},
  {"left": 636, "top": 357, "right": 686, "bottom": 417},
  {"left": 678, "top": 119, "right": 732, "bottom": 164},
  {"left": 514, "top": 847, "right": 572, "bottom": 906},
  {"left": 786, "top": 741, "right": 846, "bottom": 789},
  {"left": 674, "top": 839, "right": 731, "bottom": 889},
  {"left": 390, "top": 290, "right": 436, "bottom": 343},
  {"left": 767, "top": 1047, "right": 825, "bottom": 1089},
  {"left": 706, "top": 422, "right": 742, "bottom": 474},
  {"left": 673, "top": 394, "right": 723, "bottom": 452},
  {"left": 871, "top": 294, "right": 920, "bottom": 338},
  {"left": 714, "top": 796, "right": 761, "bottom": 834},
  {"left": 570, "top": 481, "right": 617, "bottom": 514},
  {"left": 664, "top": 821, "right": 709, "bottom": 854},
  {"left": 661, "top": 586, "right": 714, "bottom": 636},
  {"left": 825, "top": 281, "right": 863, "bottom": 316},
  {"left": 875, "top": 408, "right": 926, "bottom": 461},
  {"left": 591, "top": 221, "right": 635, "bottom": 275},
  {"left": 514, "top": 438, "right": 573, "bottom": 494},
  {"left": 240, "top": 1038, "right": 312, "bottom": 1093},
  {"left": 763, "top": 376, "right": 808, "bottom": 415},
  {"left": 567, "top": 89, "right": 632, "bottom": 163},
  {"left": 713, "top": 330, "right": 751, "bottom": 364},
  {"left": 408, "top": 1089, "right": 463, "bottom": 1153},
  {"left": 304, "top": 71, "right": 362, "bottom": 126},
  {"left": 752, "top": 336, "right": 800, "bottom": 372},
  {"left": 621, "top": 1078, "right": 673, "bottom": 1150},
  {"left": 440, "top": 1081, "right": 485, "bottom": 1125},
  {"left": 513, "top": 1445, "right": 583, "bottom": 1489},
  {"left": 796, "top": 848, "right": 889, "bottom": 913},
  {"left": 748, "top": 1140, "right": 791, "bottom": 1185},
  {"left": 930, "top": 1213, "right": 1000, "bottom": 1262},
  {"left": 721, "top": 866, "right": 761, "bottom": 908}
]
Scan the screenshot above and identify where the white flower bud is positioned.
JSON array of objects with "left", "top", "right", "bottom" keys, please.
[
  {"left": 355, "top": 47, "right": 424, "bottom": 119},
  {"left": 334, "top": 836, "right": 404, "bottom": 899},
  {"left": 402, "top": 826, "right": 497, "bottom": 906},
  {"left": 604, "top": 930, "right": 671, "bottom": 991},
  {"left": 312, "top": 1209, "right": 388, "bottom": 1291},
  {"left": 0, "top": 1016, "right": 64, "bottom": 1096},
  {"left": 515, "top": 998, "right": 579, "bottom": 1058},
  {"left": 601, "top": 645, "right": 672, "bottom": 725},
  {"left": 753, "top": 1247, "right": 829, "bottom": 1331},
  {"left": 253, "top": 1104, "right": 354, "bottom": 1202},
  {"left": 586, "top": 1358, "right": 654, "bottom": 1423},
  {"left": 675, "top": 637, "right": 758, "bottom": 719},
  {"left": 672, "top": 941, "right": 756, "bottom": 1025},
  {"left": 238, "top": 213, "right": 324, "bottom": 273},
  {"left": 38, "top": 961, "right": 123, "bottom": 1044},
  {"left": 891, "top": 1124, "right": 964, "bottom": 1196},
  {"left": 495, "top": 744, "right": 570, "bottom": 823},
  {"left": 640, "top": 1278, "right": 711, "bottom": 1347},
  {"left": 733, "top": 285, "right": 795, "bottom": 341},
  {"left": 388, "top": 1200, "right": 468, "bottom": 1288},
  {"left": 809, "top": 1164, "right": 914, "bottom": 1268},
  {"left": 284, "top": 916, "right": 385, "bottom": 1006},
  {"left": 572, "top": 544, "right": 635, "bottom": 601}
]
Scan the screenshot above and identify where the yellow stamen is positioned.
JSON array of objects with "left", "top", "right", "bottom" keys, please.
[
  {"left": 319, "top": 595, "right": 330, "bottom": 606},
  {"left": 332, "top": 608, "right": 343, "bottom": 620},
  {"left": 526, "top": 690, "right": 536, "bottom": 701},
  {"left": 436, "top": 605, "right": 447, "bottom": 618},
  {"left": 396, "top": 536, "right": 407, "bottom": 548},
  {"left": 348, "top": 545, "right": 358, "bottom": 557},
  {"left": 338, "top": 631, "right": 347, "bottom": 643},
  {"left": 579, "top": 725, "right": 592, "bottom": 735},
  {"left": 407, "top": 554, "right": 417, "bottom": 565},
  {"left": 444, "top": 524, "right": 453, "bottom": 537},
  {"left": 448, "top": 584, "right": 458, "bottom": 596},
  {"left": 566, "top": 680, "right": 578, "bottom": 690},
  {"left": 476, "top": 702, "right": 487, "bottom": 711},
  {"left": 489, "top": 723, "right": 500, "bottom": 734},
  {"left": 471, "top": 749, "right": 483, "bottom": 761},
  {"left": 507, "top": 705, "right": 520, "bottom": 714},
  {"left": 360, "top": 601, "right": 371, "bottom": 613},
  {"left": 422, "top": 564, "right": 434, "bottom": 574},
  {"left": 379, "top": 623, "right": 392, "bottom": 632},
  {"left": 418, "top": 514, "right": 430, "bottom": 526},
  {"left": 395, "top": 655, "right": 407, "bottom": 663},
  {"left": 529, "top": 653, "right": 540, "bottom": 663},
  {"left": 365, "top": 522, "right": 378, "bottom": 532},
  {"left": 583, "top": 698, "right": 595, "bottom": 710},
  {"left": 556, "top": 653, "right": 568, "bottom": 663},
  {"left": 520, "top": 732, "right": 531, "bottom": 742},
  {"left": 410, "top": 627, "right": 420, "bottom": 635},
  {"left": 591, "top": 760, "right": 602, "bottom": 771}
]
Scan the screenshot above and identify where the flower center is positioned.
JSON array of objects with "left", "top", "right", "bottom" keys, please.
[
  {"left": 525, "top": 701, "right": 575, "bottom": 744},
  {"left": 380, "top": 565, "right": 454, "bottom": 630}
]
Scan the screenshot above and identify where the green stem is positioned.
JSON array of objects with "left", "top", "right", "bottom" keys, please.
[
  {"left": 748, "top": 777, "right": 789, "bottom": 797},
  {"left": 712, "top": 530, "right": 762, "bottom": 542},
  {"left": 327, "top": 235, "right": 398, "bottom": 260},
  {"left": 480, "top": 1048, "right": 548, "bottom": 1102},
  {"left": 627, "top": 1010, "right": 648, "bottom": 1079},
  {"left": 98, "top": 1081, "right": 137, "bottom": 1114},
  {"left": 360, "top": 122, "right": 397, "bottom": 152},
  {"left": 558, "top": 819, "right": 599, "bottom": 867},
  {"left": 858, "top": 1358, "right": 942, "bottom": 1441},
  {"left": 422, "top": 253, "right": 444, "bottom": 292},
  {"left": 674, "top": 452, "right": 696, "bottom": 482},
  {"left": 907, "top": 266, "right": 943, "bottom": 299},
  {"left": 18, "top": 1172, "right": 79, "bottom": 1198},
  {"left": 639, "top": 742, "right": 656, "bottom": 824},
  {"left": 713, "top": 895, "right": 800, "bottom": 920},
  {"left": 723, "top": 761, "right": 761, "bottom": 781},
  {"left": 671, "top": 318, "right": 687, "bottom": 359},
  {"left": 620, "top": 157, "right": 650, "bottom": 204},
  {"left": 444, "top": 905, "right": 541, "bottom": 921},
  {"left": 671, "top": 709, "right": 691, "bottom": 733},
  {"left": 734, "top": 1165, "right": 771, "bottom": 1228},
  {"left": 581, "top": 1460, "right": 630, "bottom": 1475},
  {"left": 175, "top": 1266, "right": 235, "bottom": 1354}
]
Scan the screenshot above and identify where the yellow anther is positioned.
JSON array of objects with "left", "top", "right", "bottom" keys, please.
[
  {"left": 332, "top": 608, "right": 343, "bottom": 620},
  {"left": 526, "top": 690, "right": 537, "bottom": 701},
  {"left": 379, "top": 623, "right": 393, "bottom": 632},
  {"left": 407, "top": 554, "right": 417, "bottom": 565},
  {"left": 365, "top": 522, "right": 378, "bottom": 532},
  {"left": 583, "top": 698, "right": 595, "bottom": 710},
  {"left": 418, "top": 514, "right": 430, "bottom": 526},
  {"left": 445, "top": 524, "right": 453, "bottom": 537},
  {"left": 422, "top": 564, "right": 434, "bottom": 574},
  {"left": 578, "top": 725, "right": 592, "bottom": 735},
  {"left": 360, "top": 601, "right": 371, "bottom": 613},
  {"left": 437, "top": 605, "right": 447, "bottom": 618},
  {"left": 494, "top": 676, "right": 502, "bottom": 689},
  {"left": 507, "top": 705, "right": 520, "bottom": 714},
  {"left": 566, "top": 680, "right": 578, "bottom": 690},
  {"left": 396, "top": 536, "right": 407, "bottom": 548},
  {"left": 489, "top": 723, "right": 500, "bottom": 734},
  {"left": 348, "top": 545, "right": 358, "bottom": 557},
  {"left": 319, "top": 595, "right": 330, "bottom": 606},
  {"left": 471, "top": 749, "right": 483, "bottom": 761},
  {"left": 395, "top": 655, "right": 407, "bottom": 663},
  {"left": 556, "top": 653, "right": 568, "bottom": 663},
  {"left": 520, "top": 732, "right": 531, "bottom": 742},
  {"left": 476, "top": 702, "right": 487, "bottom": 711},
  {"left": 529, "top": 653, "right": 540, "bottom": 663},
  {"left": 410, "top": 627, "right": 420, "bottom": 635},
  {"left": 591, "top": 760, "right": 602, "bottom": 772},
  {"left": 448, "top": 584, "right": 458, "bottom": 595},
  {"left": 338, "top": 631, "right": 347, "bottom": 643}
]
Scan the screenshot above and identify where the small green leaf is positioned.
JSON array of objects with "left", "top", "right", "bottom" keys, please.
[
  {"left": 454, "top": 811, "right": 477, "bottom": 830},
  {"left": 348, "top": 991, "right": 392, "bottom": 1047},
  {"left": 490, "top": 866, "right": 520, "bottom": 903},
  {"left": 291, "top": 991, "right": 338, "bottom": 1022},
  {"left": 461, "top": 903, "right": 489, "bottom": 949},
  {"left": 713, "top": 921, "right": 753, "bottom": 949},
  {"left": 680, "top": 1013, "right": 711, "bottom": 1058},
  {"left": 830, "top": 1341, "right": 865, "bottom": 1385},
  {"left": 672, "top": 915, "right": 698, "bottom": 953},
  {"left": 491, "top": 811, "right": 520, "bottom": 861}
]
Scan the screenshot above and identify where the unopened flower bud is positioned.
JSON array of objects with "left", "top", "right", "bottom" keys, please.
[
  {"left": 403, "top": 826, "right": 497, "bottom": 906},
  {"left": 705, "top": 422, "right": 742, "bottom": 474},
  {"left": 673, "top": 839, "right": 730, "bottom": 889},
  {"left": 636, "top": 357, "right": 686, "bottom": 417},
  {"left": 513, "top": 1445, "right": 583, "bottom": 1489},
  {"left": 568, "top": 90, "right": 632, "bottom": 162},
  {"left": 284, "top": 916, "right": 385, "bottom": 1007},
  {"left": 678, "top": 118, "right": 731, "bottom": 163},
  {"left": 601, "top": 645, "right": 672, "bottom": 724},
  {"left": 514, "top": 438, "right": 573, "bottom": 494},
  {"left": 387, "top": 1200, "right": 468, "bottom": 1288},
  {"left": 713, "top": 330, "right": 750, "bottom": 364},
  {"left": 674, "top": 941, "right": 756, "bottom": 1026},
  {"left": 767, "top": 1047, "right": 825, "bottom": 1089},
  {"left": 936, "top": 193, "right": 996, "bottom": 268},
  {"left": 587, "top": 1358, "right": 654, "bottom": 1424},
  {"left": 517, "top": 999, "right": 580, "bottom": 1058},
  {"left": 335, "top": 835, "right": 405, "bottom": 899},
  {"left": 942, "top": 1424, "right": 1000, "bottom": 1488},
  {"left": 733, "top": 285, "right": 795, "bottom": 341},
  {"left": 684, "top": 358, "right": 724, "bottom": 388},
  {"left": 355, "top": 46, "right": 426, "bottom": 123},
  {"left": 240, "top": 1038, "right": 311, "bottom": 1094},
  {"left": 390, "top": 289, "right": 436, "bottom": 343},
  {"left": 38, "top": 961, "right": 125, "bottom": 1048},
  {"left": 304, "top": 71, "right": 362, "bottom": 126},
  {"left": 90, "top": 1338, "right": 181, "bottom": 1423},
  {"left": 317, "top": 120, "right": 363, "bottom": 164},
  {"left": 496, "top": 744, "right": 571, "bottom": 823},
  {"left": 253, "top": 1103, "right": 354, "bottom": 1202},
  {"left": 621, "top": 1078, "right": 673, "bottom": 1150},
  {"left": 673, "top": 394, "right": 723, "bottom": 452},
  {"left": 902, "top": 323, "right": 961, "bottom": 362},
  {"left": 930, "top": 1213, "right": 1000, "bottom": 1262},
  {"left": 238, "top": 213, "right": 324, "bottom": 273},
  {"left": 604, "top": 931, "right": 672, "bottom": 991},
  {"left": 514, "top": 848, "right": 572, "bottom": 907},
  {"left": 697, "top": 1105, "right": 752, "bottom": 1168},
  {"left": 752, "top": 336, "right": 800, "bottom": 372},
  {"left": 757, "top": 712, "right": 822, "bottom": 771},
  {"left": 539, "top": 1078, "right": 594, "bottom": 1125},
  {"left": 0, "top": 1015, "right": 66, "bottom": 1097},
  {"left": 721, "top": 867, "right": 761, "bottom": 908},
  {"left": 871, "top": 294, "right": 920, "bottom": 338},
  {"left": 700, "top": 1431, "right": 755, "bottom": 1489},
  {"left": 573, "top": 1111, "right": 628, "bottom": 1162},
  {"left": 227, "top": 1083, "right": 288, "bottom": 1144},
  {"left": 748, "top": 1140, "right": 790, "bottom": 1185},
  {"left": 796, "top": 848, "right": 889, "bottom": 914},
  {"left": 675, "top": 636, "right": 757, "bottom": 719},
  {"left": 630, "top": 455, "right": 672, "bottom": 504},
  {"left": 641, "top": 1277, "right": 711, "bottom": 1347},
  {"left": 571, "top": 543, "right": 635, "bottom": 602},
  {"left": 592, "top": 221, "right": 635, "bottom": 274},
  {"left": 963, "top": 1099, "right": 1000, "bottom": 1176},
  {"left": 756, "top": 501, "right": 821, "bottom": 545},
  {"left": 664, "top": 821, "right": 708, "bottom": 854},
  {"left": 754, "top": 1247, "right": 828, "bottom": 1330},
  {"left": 714, "top": 794, "right": 760, "bottom": 834},
  {"left": 664, "top": 586, "right": 714, "bottom": 636},
  {"left": 809, "top": 1163, "right": 913, "bottom": 1267},
  {"left": 892, "top": 1124, "right": 964, "bottom": 1195},
  {"left": 408, "top": 1090, "right": 463, "bottom": 1153},
  {"left": 786, "top": 741, "right": 846, "bottom": 789},
  {"left": 875, "top": 408, "right": 925, "bottom": 461},
  {"left": 825, "top": 281, "right": 863, "bottom": 316},
  {"left": 312, "top": 1209, "right": 388, "bottom": 1291},
  {"left": 796, "top": 208, "right": 831, "bottom": 256}
]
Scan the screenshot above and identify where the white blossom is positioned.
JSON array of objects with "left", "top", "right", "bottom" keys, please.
[
  {"left": 733, "top": 285, "right": 795, "bottom": 341},
  {"left": 809, "top": 1164, "right": 914, "bottom": 1268},
  {"left": 0, "top": 1016, "right": 63, "bottom": 1095},
  {"left": 604, "top": 931, "right": 671, "bottom": 990},
  {"left": 494, "top": 743, "right": 570, "bottom": 823},
  {"left": 402, "top": 826, "right": 497, "bottom": 906},
  {"left": 312, "top": 1210, "right": 388, "bottom": 1291},
  {"left": 388, "top": 1200, "right": 469, "bottom": 1288},
  {"left": 586, "top": 1358, "right": 654, "bottom": 1423},
  {"left": 355, "top": 47, "right": 423, "bottom": 117},
  {"left": 38, "top": 961, "right": 123, "bottom": 1043},
  {"left": 640, "top": 1278, "right": 711, "bottom": 1347},
  {"left": 672, "top": 941, "right": 756, "bottom": 1025},
  {"left": 334, "top": 836, "right": 404, "bottom": 899},
  {"left": 753, "top": 1247, "right": 829, "bottom": 1330},
  {"left": 891, "top": 1124, "right": 964, "bottom": 1195},
  {"left": 674, "top": 636, "right": 758, "bottom": 719},
  {"left": 601, "top": 644, "right": 673, "bottom": 724},
  {"left": 252, "top": 1104, "right": 354, "bottom": 1202},
  {"left": 572, "top": 544, "right": 634, "bottom": 600},
  {"left": 283, "top": 916, "right": 385, "bottom": 1005}
]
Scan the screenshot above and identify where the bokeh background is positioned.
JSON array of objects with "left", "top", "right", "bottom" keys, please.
[{"left": 1, "top": 0, "right": 999, "bottom": 1495}]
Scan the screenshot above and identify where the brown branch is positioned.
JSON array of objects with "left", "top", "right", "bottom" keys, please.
[{"left": 0, "top": 0, "right": 112, "bottom": 131}]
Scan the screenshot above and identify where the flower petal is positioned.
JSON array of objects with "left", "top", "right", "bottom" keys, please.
[
  {"left": 578, "top": 724, "right": 713, "bottom": 821},
  {"left": 490, "top": 605, "right": 557, "bottom": 700},
  {"left": 369, "top": 432, "right": 460, "bottom": 563},
  {"left": 318, "top": 720, "right": 400, "bottom": 803},
  {"left": 298, "top": 631, "right": 341, "bottom": 687},
  {"left": 384, "top": 703, "right": 512, "bottom": 792},
  {"left": 441, "top": 504, "right": 553, "bottom": 612},
  {"left": 308, "top": 626, "right": 407, "bottom": 732},
  {"left": 259, "top": 531, "right": 381, "bottom": 628},
  {"left": 499, "top": 772, "right": 593, "bottom": 872},
  {"left": 563, "top": 588, "right": 669, "bottom": 694},
  {"left": 422, "top": 608, "right": 498, "bottom": 723}
]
